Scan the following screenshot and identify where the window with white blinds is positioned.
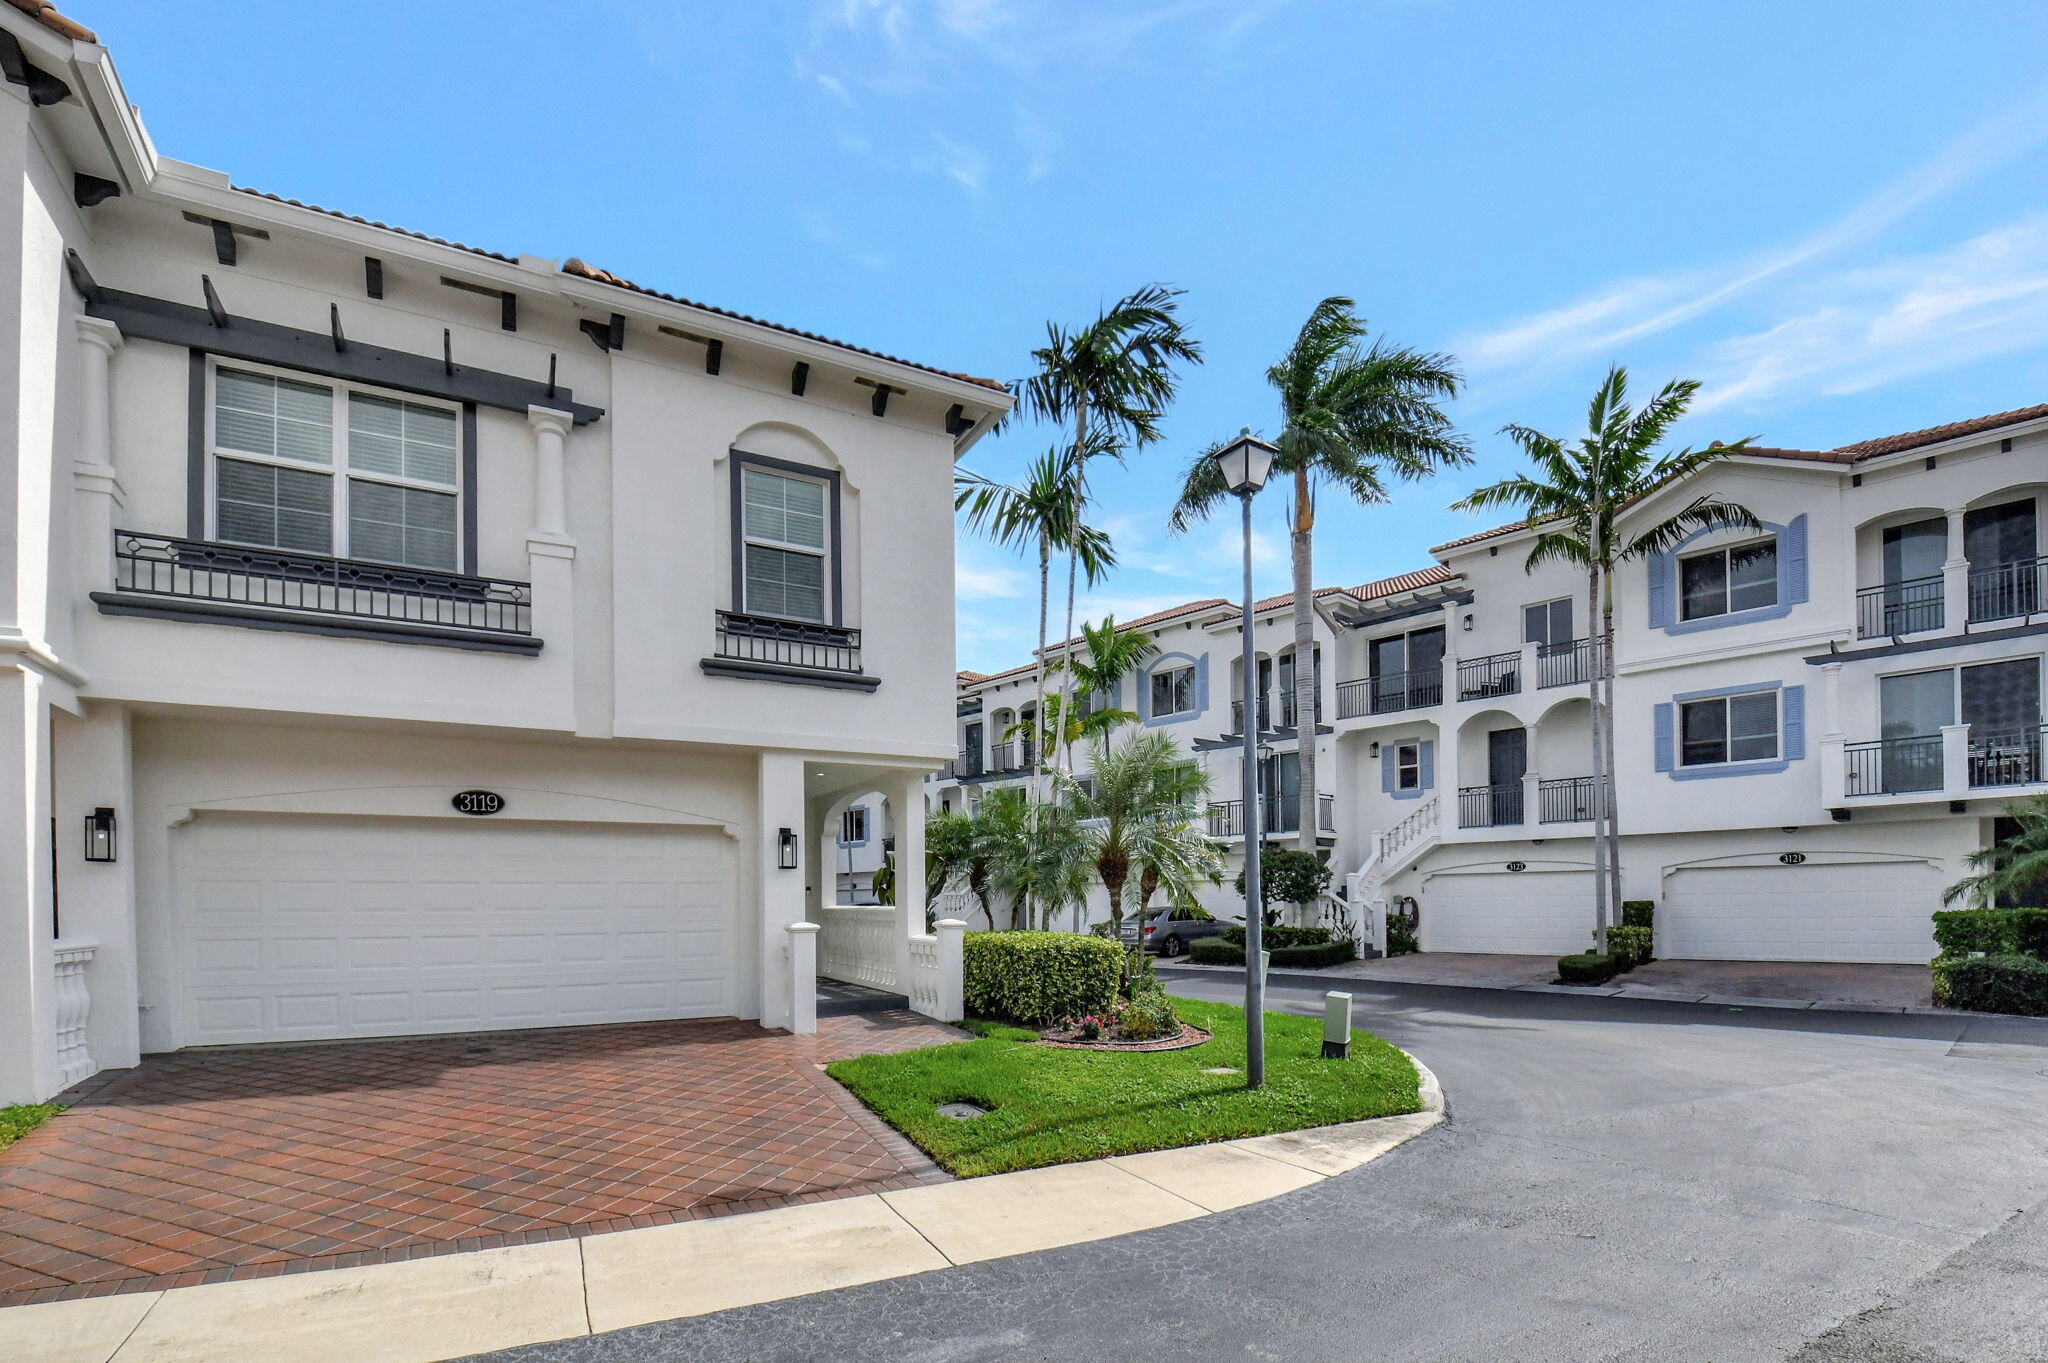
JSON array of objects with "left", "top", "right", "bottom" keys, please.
[
  {"left": 210, "top": 364, "right": 462, "bottom": 572},
  {"left": 740, "top": 466, "right": 830, "bottom": 621}
]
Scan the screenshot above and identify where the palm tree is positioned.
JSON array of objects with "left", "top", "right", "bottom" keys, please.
[
  {"left": 925, "top": 809, "right": 994, "bottom": 929},
  {"left": 1054, "top": 731, "right": 1221, "bottom": 984},
  {"left": 1945, "top": 794, "right": 2048, "bottom": 909},
  {"left": 973, "top": 788, "right": 1036, "bottom": 929},
  {"left": 1453, "top": 366, "right": 1757, "bottom": 948},
  {"left": 1048, "top": 616, "right": 1157, "bottom": 770},
  {"left": 1171, "top": 297, "right": 1469, "bottom": 851},
  {"left": 1017, "top": 286, "right": 1201, "bottom": 763}
]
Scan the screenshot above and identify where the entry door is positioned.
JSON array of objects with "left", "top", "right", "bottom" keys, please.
[
  {"left": 963, "top": 721, "right": 983, "bottom": 774},
  {"left": 1487, "top": 728, "right": 1527, "bottom": 824},
  {"left": 1966, "top": 499, "right": 2040, "bottom": 620},
  {"left": 1879, "top": 670, "right": 1952, "bottom": 792},
  {"left": 1963, "top": 659, "right": 2043, "bottom": 783}
]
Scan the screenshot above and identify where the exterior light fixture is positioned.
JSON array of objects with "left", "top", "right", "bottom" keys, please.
[
  {"left": 777, "top": 827, "right": 798, "bottom": 870},
  {"left": 1368, "top": 741, "right": 1380, "bottom": 758},
  {"left": 1462, "top": 614, "right": 1474, "bottom": 632},
  {"left": 1211, "top": 428, "right": 1277, "bottom": 496},
  {"left": 84, "top": 807, "right": 116, "bottom": 863}
]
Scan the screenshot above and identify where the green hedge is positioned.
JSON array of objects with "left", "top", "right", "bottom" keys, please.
[
  {"left": 1188, "top": 938, "right": 1357, "bottom": 969},
  {"left": 1606, "top": 925, "right": 1653, "bottom": 969},
  {"left": 962, "top": 931, "right": 1120, "bottom": 1026},
  {"left": 1621, "top": 900, "right": 1655, "bottom": 930},
  {"left": 1932, "top": 952, "right": 2048, "bottom": 1016},
  {"left": 1931, "top": 908, "right": 2048, "bottom": 959},
  {"left": 1557, "top": 952, "right": 1620, "bottom": 984},
  {"left": 1221, "top": 925, "right": 1334, "bottom": 949}
]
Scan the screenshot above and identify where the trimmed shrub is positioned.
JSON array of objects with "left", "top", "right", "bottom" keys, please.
[
  {"left": 1111, "top": 974, "right": 1181, "bottom": 1039},
  {"left": 1234, "top": 848, "right": 1333, "bottom": 926},
  {"left": 1606, "top": 925, "right": 1653, "bottom": 969},
  {"left": 1386, "top": 921, "right": 1419, "bottom": 956},
  {"left": 962, "top": 931, "right": 1119, "bottom": 1026},
  {"left": 1621, "top": 900, "right": 1655, "bottom": 930},
  {"left": 1557, "top": 952, "right": 1621, "bottom": 984},
  {"left": 1930, "top": 908, "right": 2048, "bottom": 959},
  {"left": 1183, "top": 938, "right": 1356, "bottom": 969},
  {"left": 1222, "top": 925, "right": 1334, "bottom": 949},
  {"left": 1931, "top": 952, "right": 2048, "bottom": 1016}
]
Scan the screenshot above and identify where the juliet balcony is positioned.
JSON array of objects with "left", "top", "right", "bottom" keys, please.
[
  {"left": 95, "top": 529, "right": 539, "bottom": 654},
  {"left": 706, "top": 610, "right": 875, "bottom": 690}
]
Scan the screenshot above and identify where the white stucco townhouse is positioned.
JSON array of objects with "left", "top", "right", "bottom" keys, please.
[
  {"left": 934, "top": 406, "right": 2047, "bottom": 963},
  {"left": 0, "top": 5, "right": 1009, "bottom": 1104}
]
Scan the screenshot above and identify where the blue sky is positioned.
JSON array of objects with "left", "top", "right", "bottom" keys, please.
[{"left": 87, "top": 1, "right": 2048, "bottom": 672}]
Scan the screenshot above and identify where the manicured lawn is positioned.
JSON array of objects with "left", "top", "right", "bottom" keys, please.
[
  {"left": 827, "top": 996, "right": 1420, "bottom": 1176},
  {"left": 0, "top": 1104, "right": 63, "bottom": 1153}
]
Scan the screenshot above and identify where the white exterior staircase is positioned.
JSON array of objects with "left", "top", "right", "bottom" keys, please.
[{"left": 1344, "top": 795, "right": 1440, "bottom": 954}]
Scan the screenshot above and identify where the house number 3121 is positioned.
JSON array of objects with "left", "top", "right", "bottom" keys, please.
[{"left": 451, "top": 790, "right": 505, "bottom": 816}]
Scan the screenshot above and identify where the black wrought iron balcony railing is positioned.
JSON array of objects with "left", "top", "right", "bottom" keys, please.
[
  {"left": 1458, "top": 782, "right": 1525, "bottom": 829},
  {"left": 1537, "top": 639, "right": 1595, "bottom": 689},
  {"left": 1537, "top": 775, "right": 1608, "bottom": 823},
  {"left": 1456, "top": 650, "right": 1521, "bottom": 701},
  {"left": 1277, "top": 691, "right": 1322, "bottom": 729},
  {"left": 110, "top": 530, "right": 532, "bottom": 635},
  {"left": 1844, "top": 734, "right": 1944, "bottom": 797},
  {"left": 1967, "top": 557, "right": 2047, "bottom": 625},
  {"left": 713, "top": 610, "right": 861, "bottom": 674},
  {"left": 1856, "top": 575, "right": 1944, "bottom": 639},
  {"left": 1335, "top": 668, "right": 1444, "bottom": 719},
  {"left": 955, "top": 748, "right": 984, "bottom": 779},
  {"left": 1206, "top": 793, "right": 1335, "bottom": 838},
  {"left": 988, "top": 740, "right": 1037, "bottom": 773},
  {"left": 1229, "top": 698, "right": 1271, "bottom": 735},
  {"left": 1969, "top": 725, "right": 2047, "bottom": 789}
]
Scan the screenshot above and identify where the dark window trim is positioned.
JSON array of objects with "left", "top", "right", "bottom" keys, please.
[
  {"left": 728, "top": 449, "right": 844, "bottom": 626},
  {"left": 1806, "top": 617, "right": 2048, "bottom": 665},
  {"left": 461, "top": 403, "right": 479, "bottom": 576},
  {"left": 185, "top": 350, "right": 207, "bottom": 537},
  {"left": 80, "top": 280, "right": 603, "bottom": 424}
]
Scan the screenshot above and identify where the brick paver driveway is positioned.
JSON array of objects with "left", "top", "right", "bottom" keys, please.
[{"left": 0, "top": 1011, "right": 961, "bottom": 1306}]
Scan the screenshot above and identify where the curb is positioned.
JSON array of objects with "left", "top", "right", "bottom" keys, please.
[{"left": 0, "top": 1053, "right": 1445, "bottom": 1363}]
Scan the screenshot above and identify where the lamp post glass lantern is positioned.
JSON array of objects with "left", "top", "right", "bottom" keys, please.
[{"left": 1211, "top": 428, "right": 1278, "bottom": 1090}]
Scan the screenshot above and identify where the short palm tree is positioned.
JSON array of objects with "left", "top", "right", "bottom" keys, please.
[
  {"left": 1055, "top": 731, "right": 1221, "bottom": 981},
  {"left": 1945, "top": 794, "right": 2048, "bottom": 909},
  {"left": 1047, "top": 617, "right": 1157, "bottom": 769},
  {"left": 1454, "top": 365, "right": 1757, "bottom": 947},
  {"left": 1171, "top": 297, "right": 1469, "bottom": 850},
  {"left": 984, "top": 785, "right": 1092, "bottom": 931},
  {"left": 925, "top": 809, "right": 995, "bottom": 929},
  {"left": 1018, "top": 286, "right": 1201, "bottom": 758}
]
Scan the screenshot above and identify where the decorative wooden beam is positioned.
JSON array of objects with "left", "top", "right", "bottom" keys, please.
[
  {"left": 63, "top": 249, "right": 100, "bottom": 303},
  {"left": 73, "top": 174, "right": 120, "bottom": 208},
  {"left": 329, "top": 303, "right": 346, "bottom": 352},
  {"left": 364, "top": 257, "right": 384, "bottom": 299},
  {"left": 211, "top": 220, "right": 237, "bottom": 267},
  {"left": 440, "top": 276, "right": 518, "bottom": 332},
  {"left": 200, "top": 275, "right": 229, "bottom": 328},
  {"left": 579, "top": 313, "right": 626, "bottom": 352},
  {"left": 855, "top": 376, "right": 905, "bottom": 418},
  {"left": 0, "top": 32, "right": 69, "bottom": 106},
  {"left": 945, "top": 403, "right": 973, "bottom": 437},
  {"left": 791, "top": 362, "right": 809, "bottom": 397},
  {"left": 655, "top": 324, "right": 723, "bottom": 374},
  {"left": 443, "top": 328, "right": 454, "bottom": 376},
  {"left": 546, "top": 352, "right": 558, "bottom": 398}
]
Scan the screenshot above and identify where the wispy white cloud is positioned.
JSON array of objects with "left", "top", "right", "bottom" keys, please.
[
  {"left": 955, "top": 557, "right": 1033, "bottom": 599},
  {"left": 1456, "top": 88, "right": 2048, "bottom": 392}
]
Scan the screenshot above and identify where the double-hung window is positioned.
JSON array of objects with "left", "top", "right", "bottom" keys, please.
[
  {"left": 211, "top": 363, "right": 461, "bottom": 571},
  {"left": 839, "top": 807, "right": 868, "bottom": 844},
  {"left": 1523, "top": 597, "right": 1573, "bottom": 648},
  {"left": 1679, "top": 538, "right": 1777, "bottom": 621},
  {"left": 1395, "top": 742, "right": 1421, "bottom": 790},
  {"left": 1679, "top": 689, "right": 1779, "bottom": 766},
  {"left": 1149, "top": 663, "right": 1196, "bottom": 717},
  {"left": 740, "top": 466, "right": 830, "bottom": 622}
]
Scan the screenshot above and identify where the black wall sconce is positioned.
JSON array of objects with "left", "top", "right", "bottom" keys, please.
[
  {"left": 84, "top": 807, "right": 116, "bottom": 862},
  {"left": 777, "top": 827, "right": 798, "bottom": 870},
  {"left": 1368, "top": 741, "right": 1380, "bottom": 757}
]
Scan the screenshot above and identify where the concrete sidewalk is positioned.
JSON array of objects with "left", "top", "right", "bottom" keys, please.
[
  {"left": 0, "top": 1066, "right": 1443, "bottom": 1363},
  {"left": 1165, "top": 952, "right": 1940, "bottom": 1012}
]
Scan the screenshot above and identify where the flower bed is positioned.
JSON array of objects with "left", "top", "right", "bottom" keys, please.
[{"left": 1036, "top": 1022, "right": 1212, "bottom": 1052}]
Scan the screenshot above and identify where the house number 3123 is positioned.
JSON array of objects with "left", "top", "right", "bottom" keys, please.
[{"left": 451, "top": 790, "right": 505, "bottom": 816}]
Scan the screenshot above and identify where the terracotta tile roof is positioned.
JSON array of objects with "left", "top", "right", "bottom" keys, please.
[
  {"left": 1431, "top": 401, "right": 2047, "bottom": 555},
  {"left": 562, "top": 259, "right": 1008, "bottom": 394},
  {"left": 956, "top": 670, "right": 987, "bottom": 683},
  {"left": 1348, "top": 565, "right": 1455, "bottom": 601},
  {"left": 235, "top": 189, "right": 519, "bottom": 263},
  {"left": 4, "top": 0, "right": 93, "bottom": 41}
]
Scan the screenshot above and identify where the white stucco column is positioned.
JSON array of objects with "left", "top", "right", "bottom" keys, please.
[
  {"left": 527, "top": 405, "right": 572, "bottom": 539},
  {"left": 524, "top": 406, "right": 577, "bottom": 693},
  {"left": 50, "top": 702, "right": 139, "bottom": 1073},
  {"left": 756, "top": 752, "right": 807, "bottom": 1031},
  {"left": 886, "top": 771, "right": 927, "bottom": 986},
  {"left": 1818, "top": 661, "right": 1847, "bottom": 806},
  {"left": 1941, "top": 723, "right": 1971, "bottom": 798},
  {"left": 72, "top": 317, "right": 123, "bottom": 595},
  {"left": 0, "top": 667, "right": 59, "bottom": 1103},
  {"left": 1941, "top": 506, "right": 1970, "bottom": 631},
  {"left": 785, "top": 922, "right": 819, "bottom": 1035}
]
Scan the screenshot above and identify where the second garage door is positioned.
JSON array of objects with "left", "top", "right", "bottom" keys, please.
[
  {"left": 175, "top": 813, "right": 735, "bottom": 1045},
  {"left": 1422, "top": 870, "right": 1596, "bottom": 955},
  {"left": 1660, "top": 860, "right": 1942, "bottom": 963}
]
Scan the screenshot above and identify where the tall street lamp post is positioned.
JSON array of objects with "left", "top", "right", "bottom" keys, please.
[{"left": 1213, "top": 429, "right": 1277, "bottom": 1089}]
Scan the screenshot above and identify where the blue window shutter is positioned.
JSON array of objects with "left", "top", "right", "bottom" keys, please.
[
  {"left": 1782, "top": 515, "right": 1809, "bottom": 605},
  {"left": 1135, "top": 668, "right": 1151, "bottom": 722},
  {"left": 1653, "top": 703, "right": 1675, "bottom": 772},
  {"left": 1647, "top": 553, "right": 1672, "bottom": 629},
  {"left": 1419, "top": 740, "right": 1435, "bottom": 790},
  {"left": 1782, "top": 685, "right": 1805, "bottom": 760},
  {"left": 1380, "top": 746, "right": 1398, "bottom": 794},
  {"left": 1195, "top": 655, "right": 1209, "bottom": 713}
]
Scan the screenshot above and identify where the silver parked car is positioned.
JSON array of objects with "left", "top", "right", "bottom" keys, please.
[{"left": 1119, "top": 905, "right": 1238, "bottom": 957}]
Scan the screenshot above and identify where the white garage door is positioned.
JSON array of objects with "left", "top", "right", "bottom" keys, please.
[
  {"left": 175, "top": 813, "right": 734, "bottom": 1045},
  {"left": 1661, "top": 861, "right": 1941, "bottom": 964},
  {"left": 1423, "top": 871, "right": 1596, "bottom": 955}
]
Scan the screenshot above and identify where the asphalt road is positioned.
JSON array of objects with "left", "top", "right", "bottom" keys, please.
[{"left": 464, "top": 973, "right": 2048, "bottom": 1363}]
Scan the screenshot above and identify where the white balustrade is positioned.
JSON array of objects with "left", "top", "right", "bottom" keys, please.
[
  {"left": 52, "top": 938, "right": 98, "bottom": 1088},
  {"left": 816, "top": 906, "right": 901, "bottom": 991},
  {"left": 900, "top": 919, "right": 966, "bottom": 1023}
]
